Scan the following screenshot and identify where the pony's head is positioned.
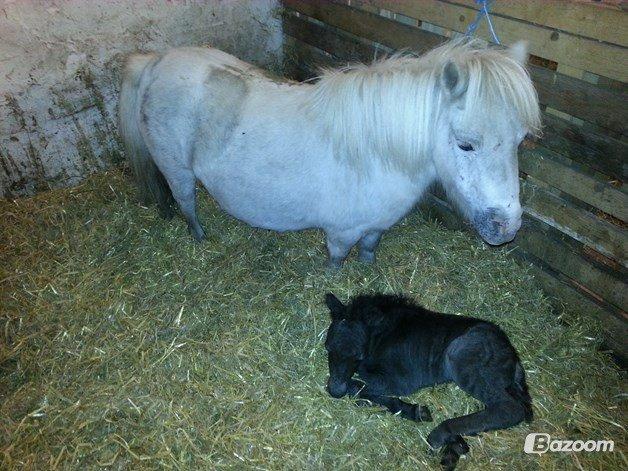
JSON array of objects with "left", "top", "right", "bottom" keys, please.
[
  {"left": 312, "top": 39, "right": 541, "bottom": 246},
  {"left": 431, "top": 40, "right": 541, "bottom": 245},
  {"left": 323, "top": 293, "right": 367, "bottom": 398}
]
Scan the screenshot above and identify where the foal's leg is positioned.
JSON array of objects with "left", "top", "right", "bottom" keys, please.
[
  {"left": 358, "top": 230, "right": 383, "bottom": 264},
  {"left": 427, "top": 328, "right": 527, "bottom": 449},
  {"left": 325, "top": 231, "right": 361, "bottom": 269},
  {"left": 347, "top": 380, "right": 432, "bottom": 422},
  {"left": 427, "top": 398, "right": 527, "bottom": 449},
  {"left": 165, "top": 168, "right": 205, "bottom": 241}
]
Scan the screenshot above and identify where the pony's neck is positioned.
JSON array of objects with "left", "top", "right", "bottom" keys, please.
[{"left": 308, "top": 57, "right": 441, "bottom": 178}]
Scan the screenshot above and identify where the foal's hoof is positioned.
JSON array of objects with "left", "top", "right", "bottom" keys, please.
[
  {"left": 439, "top": 437, "right": 468, "bottom": 471},
  {"left": 440, "top": 448, "right": 462, "bottom": 471},
  {"left": 412, "top": 405, "right": 432, "bottom": 422}
]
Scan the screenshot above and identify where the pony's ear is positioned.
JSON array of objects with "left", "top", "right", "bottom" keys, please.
[
  {"left": 441, "top": 60, "right": 468, "bottom": 101},
  {"left": 325, "top": 293, "right": 345, "bottom": 319},
  {"left": 507, "top": 40, "right": 529, "bottom": 66}
]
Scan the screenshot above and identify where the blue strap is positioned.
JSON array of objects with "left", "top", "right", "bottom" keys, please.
[{"left": 465, "top": 0, "right": 501, "bottom": 44}]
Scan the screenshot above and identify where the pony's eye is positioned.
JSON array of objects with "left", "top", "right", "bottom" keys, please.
[{"left": 457, "top": 142, "right": 475, "bottom": 152}]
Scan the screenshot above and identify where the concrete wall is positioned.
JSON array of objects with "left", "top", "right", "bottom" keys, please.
[{"left": 0, "top": 0, "right": 283, "bottom": 197}]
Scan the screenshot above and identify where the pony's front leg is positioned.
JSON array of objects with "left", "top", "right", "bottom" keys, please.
[
  {"left": 325, "top": 231, "right": 361, "bottom": 269},
  {"left": 358, "top": 230, "right": 383, "bottom": 264}
]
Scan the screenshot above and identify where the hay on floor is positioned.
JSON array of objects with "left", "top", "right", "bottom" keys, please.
[{"left": 1, "top": 168, "right": 625, "bottom": 470}]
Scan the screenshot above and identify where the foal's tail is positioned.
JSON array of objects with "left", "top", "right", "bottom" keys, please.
[
  {"left": 118, "top": 53, "right": 175, "bottom": 217},
  {"left": 508, "top": 362, "right": 533, "bottom": 423}
]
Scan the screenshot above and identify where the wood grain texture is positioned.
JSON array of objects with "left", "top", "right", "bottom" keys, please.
[
  {"left": 285, "top": 0, "right": 628, "bottom": 131},
  {"left": 518, "top": 147, "right": 627, "bottom": 222},
  {"left": 448, "top": 0, "right": 628, "bottom": 46},
  {"left": 521, "top": 176, "right": 627, "bottom": 266},
  {"left": 538, "top": 114, "right": 626, "bottom": 181},
  {"left": 356, "top": 0, "right": 628, "bottom": 81}
]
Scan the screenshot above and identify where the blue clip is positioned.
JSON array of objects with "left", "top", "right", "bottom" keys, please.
[{"left": 466, "top": 0, "right": 501, "bottom": 44}]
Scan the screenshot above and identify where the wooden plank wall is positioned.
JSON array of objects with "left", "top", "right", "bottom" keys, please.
[{"left": 281, "top": 0, "right": 628, "bottom": 360}]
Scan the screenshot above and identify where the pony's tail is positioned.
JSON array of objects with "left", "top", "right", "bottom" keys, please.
[
  {"left": 118, "top": 53, "right": 175, "bottom": 218},
  {"left": 508, "top": 362, "right": 533, "bottom": 423}
]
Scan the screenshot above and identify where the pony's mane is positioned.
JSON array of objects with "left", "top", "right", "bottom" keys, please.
[{"left": 308, "top": 38, "right": 541, "bottom": 173}]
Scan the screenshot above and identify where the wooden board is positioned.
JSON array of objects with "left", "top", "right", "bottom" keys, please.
[
  {"left": 283, "top": 12, "right": 377, "bottom": 66},
  {"left": 514, "top": 253, "right": 628, "bottom": 363},
  {"left": 539, "top": 114, "right": 626, "bottom": 181},
  {"left": 355, "top": 0, "right": 628, "bottom": 81},
  {"left": 515, "top": 216, "right": 627, "bottom": 311},
  {"left": 518, "top": 146, "right": 627, "bottom": 222},
  {"left": 284, "top": 0, "right": 628, "bottom": 131},
  {"left": 521, "top": 176, "right": 627, "bottom": 266},
  {"left": 531, "top": 64, "right": 627, "bottom": 135},
  {"left": 283, "top": 35, "right": 338, "bottom": 82},
  {"left": 448, "top": 0, "right": 628, "bottom": 47},
  {"left": 283, "top": 9, "right": 628, "bottom": 181},
  {"left": 283, "top": 0, "right": 445, "bottom": 54}
]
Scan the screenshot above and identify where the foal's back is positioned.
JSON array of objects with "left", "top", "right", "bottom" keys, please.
[{"left": 356, "top": 295, "right": 506, "bottom": 395}]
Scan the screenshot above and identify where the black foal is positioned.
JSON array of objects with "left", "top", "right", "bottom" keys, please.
[{"left": 323, "top": 293, "right": 532, "bottom": 470}]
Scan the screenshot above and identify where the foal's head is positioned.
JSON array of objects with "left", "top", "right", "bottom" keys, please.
[{"left": 323, "top": 293, "right": 368, "bottom": 398}]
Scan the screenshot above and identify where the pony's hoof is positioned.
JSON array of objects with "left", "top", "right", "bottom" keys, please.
[
  {"left": 358, "top": 250, "right": 376, "bottom": 264},
  {"left": 327, "top": 258, "right": 344, "bottom": 270},
  {"left": 449, "top": 436, "right": 469, "bottom": 455},
  {"left": 189, "top": 225, "right": 206, "bottom": 242},
  {"left": 413, "top": 405, "right": 432, "bottom": 422}
]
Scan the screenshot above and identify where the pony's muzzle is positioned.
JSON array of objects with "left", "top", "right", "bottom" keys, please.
[{"left": 474, "top": 208, "right": 522, "bottom": 246}]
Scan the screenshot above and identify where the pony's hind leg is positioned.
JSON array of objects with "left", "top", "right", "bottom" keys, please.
[
  {"left": 165, "top": 168, "right": 205, "bottom": 241},
  {"left": 325, "top": 231, "right": 361, "bottom": 269},
  {"left": 358, "top": 230, "right": 383, "bottom": 264}
]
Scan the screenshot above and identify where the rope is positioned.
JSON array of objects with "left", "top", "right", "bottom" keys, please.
[{"left": 465, "top": 0, "right": 501, "bottom": 44}]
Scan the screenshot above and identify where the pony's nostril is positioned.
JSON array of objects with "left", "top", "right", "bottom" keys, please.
[{"left": 491, "top": 218, "right": 509, "bottom": 230}]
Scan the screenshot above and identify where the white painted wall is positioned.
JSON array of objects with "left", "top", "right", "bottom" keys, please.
[{"left": 0, "top": 0, "right": 283, "bottom": 197}]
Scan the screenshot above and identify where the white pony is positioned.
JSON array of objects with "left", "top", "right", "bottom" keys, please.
[{"left": 119, "top": 39, "right": 540, "bottom": 267}]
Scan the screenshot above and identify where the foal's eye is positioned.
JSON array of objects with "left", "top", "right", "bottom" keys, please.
[{"left": 457, "top": 142, "right": 475, "bottom": 152}]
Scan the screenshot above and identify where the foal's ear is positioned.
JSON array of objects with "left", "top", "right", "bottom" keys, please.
[
  {"left": 507, "top": 40, "right": 529, "bottom": 66},
  {"left": 441, "top": 60, "right": 468, "bottom": 101},
  {"left": 325, "top": 293, "right": 345, "bottom": 319}
]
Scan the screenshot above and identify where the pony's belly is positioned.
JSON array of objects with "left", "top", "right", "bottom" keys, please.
[
  {"left": 216, "top": 195, "right": 312, "bottom": 231},
  {"left": 199, "top": 173, "right": 317, "bottom": 231}
]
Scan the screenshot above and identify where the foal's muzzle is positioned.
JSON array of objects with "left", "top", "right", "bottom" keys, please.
[
  {"left": 474, "top": 207, "right": 522, "bottom": 246},
  {"left": 327, "top": 378, "right": 348, "bottom": 398}
]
